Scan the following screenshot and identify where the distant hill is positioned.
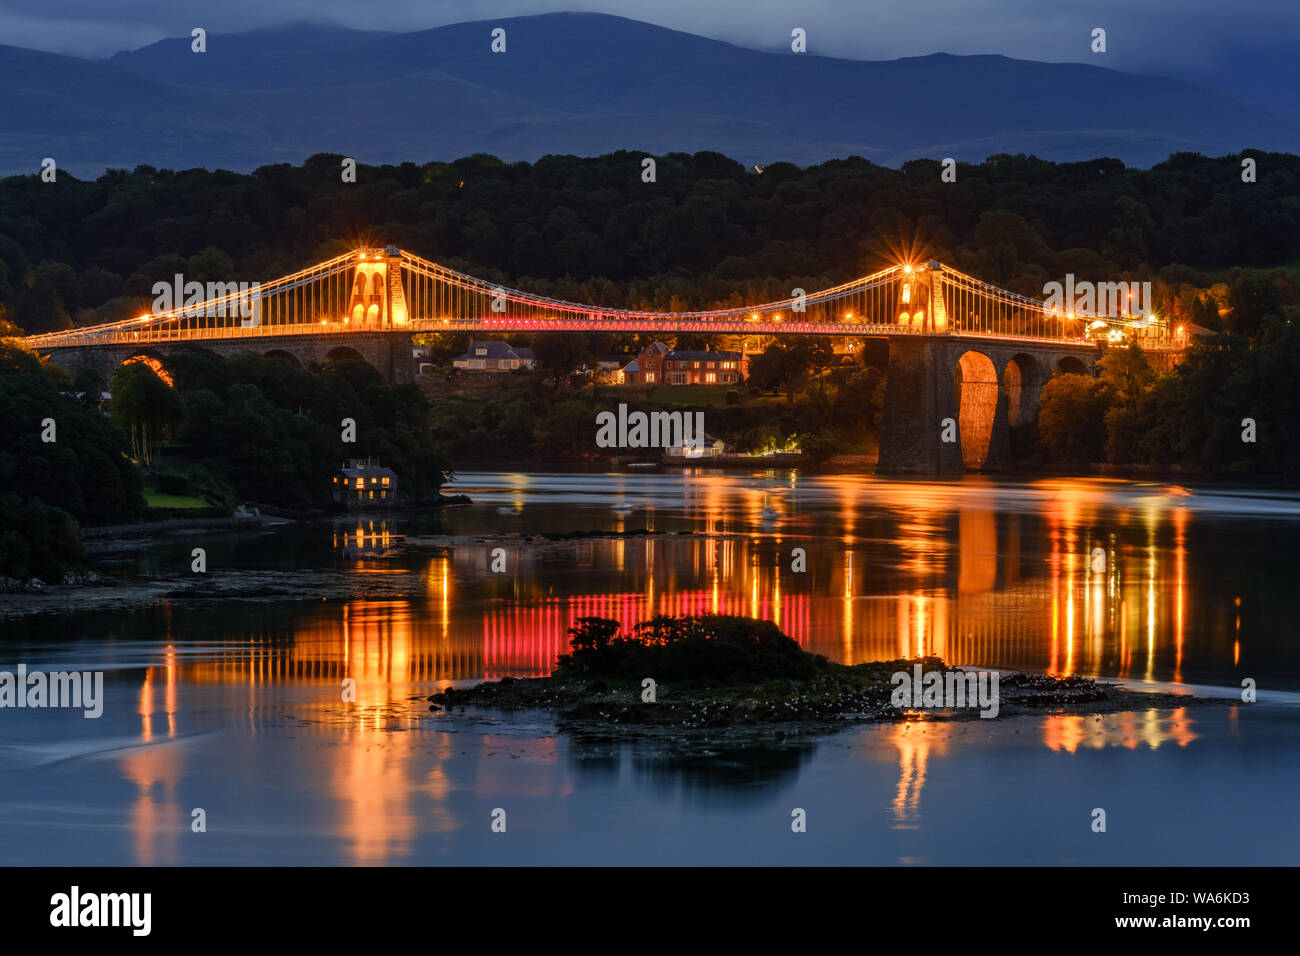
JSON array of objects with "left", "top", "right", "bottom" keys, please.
[{"left": 2, "top": 12, "right": 1297, "bottom": 176}]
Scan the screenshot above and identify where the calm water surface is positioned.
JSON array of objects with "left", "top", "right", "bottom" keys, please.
[{"left": 2, "top": 471, "right": 1298, "bottom": 864}]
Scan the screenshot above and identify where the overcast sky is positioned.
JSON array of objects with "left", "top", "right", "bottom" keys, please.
[{"left": 1, "top": 0, "right": 1295, "bottom": 78}]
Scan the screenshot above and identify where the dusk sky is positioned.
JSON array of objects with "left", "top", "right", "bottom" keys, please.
[{"left": 1, "top": 0, "right": 1296, "bottom": 84}]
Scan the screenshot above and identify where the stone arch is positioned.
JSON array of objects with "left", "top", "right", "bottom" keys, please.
[
  {"left": 118, "top": 349, "right": 173, "bottom": 385},
  {"left": 324, "top": 345, "right": 368, "bottom": 366},
  {"left": 1055, "top": 355, "right": 1088, "bottom": 376},
  {"left": 264, "top": 349, "right": 301, "bottom": 367},
  {"left": 954, "top": 350, "right": 999, "bottom": 470},
  {"left": 120, "top": 347, "right": 165, "bottom": 368},
  {"left": 1003, "top": 353, "right": 1044, "bottom": 427}
]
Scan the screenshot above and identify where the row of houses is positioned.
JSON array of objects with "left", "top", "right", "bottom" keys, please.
[{"left": 450, "top": 340, "right": 746, "bottom": 385}]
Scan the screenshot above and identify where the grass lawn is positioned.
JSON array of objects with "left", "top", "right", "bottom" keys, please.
[{"left": 143, "top": 487, "right": 212, "bottom": 509}]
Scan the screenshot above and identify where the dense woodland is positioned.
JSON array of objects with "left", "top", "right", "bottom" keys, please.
[
  {"left": 0, "top": 150, "right": 1297, "bottom": 333},
  {"left": 2, "top": 149, "right": 1299, "bottom": 579},
  {"left": 0, "top": 339, "right": 451, "bottom": 581}
]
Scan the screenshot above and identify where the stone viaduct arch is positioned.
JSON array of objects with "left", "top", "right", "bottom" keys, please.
[
  {"left": 263, "top": 348, "right": 301, "bottom": 367},
  {"left": 1003, "top": 353, "right": 1046, "bottom": 428},
  {"left": 876, "top": 337, "right": 1100, "bottom": 476}
]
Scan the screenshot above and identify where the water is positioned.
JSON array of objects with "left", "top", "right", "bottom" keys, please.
[{"left": 2, "top": 470, "right": 1298, "bottom": 864}]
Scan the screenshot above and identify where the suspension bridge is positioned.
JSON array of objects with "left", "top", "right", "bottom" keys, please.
[{"left": 25, "top": 245, "right": 1186, "bottom": 475}]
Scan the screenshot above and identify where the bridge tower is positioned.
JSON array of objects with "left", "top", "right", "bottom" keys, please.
[
  {"left": 896, "top": 261, "right": 948, "bottom": 333},
  {"left": 345, "top": 246, "right": 409, "bottom": 329}
]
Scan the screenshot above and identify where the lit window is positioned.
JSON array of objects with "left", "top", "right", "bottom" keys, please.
[
  {"left": 382, "top": 477, "right": 390, "bottom": 486},
  {"left": 368, "top": 490, "right": 374, "bottom": 499}
]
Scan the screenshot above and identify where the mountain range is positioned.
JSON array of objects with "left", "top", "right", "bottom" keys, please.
[{"left": 0, "top": 12, "right": 1296, "bottom": 177}]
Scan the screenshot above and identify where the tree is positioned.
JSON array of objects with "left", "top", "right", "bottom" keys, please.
[
  {"left": 1037, "top": 373, "right": 1111, "bottom": 465},
  {"left": 531, "top": 332, "right": 593, "bottom": 387},
  {"left": 0, "top": 341, "right": 142, "bottom": 577},
  {"left": 745, "top": 338, "right": 833, "bottom": 402},
  {"left": 1226, "top": 272, "right": 1287, "bottom": 338},
  {"left": 73, "top": 366, "right": 105, "bottom": 407},
  {"left": 110, "top": 360, "right": 186, "bottom": 464},
  {"left": 533, "top": 399, "right": 595, "bottom": 457},
  {"left": 1097, "top": 344, "right": 1152, "bottom": 403},
  {"left": 411, "top": 332, "right": 471, "bottom": 364}
]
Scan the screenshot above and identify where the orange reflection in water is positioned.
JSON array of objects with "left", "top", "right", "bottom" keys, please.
[
  {"left": 873, "top": 703, "right": 1201, "bottom": 846},
  {"left": 162, "top": 478, "right": 1224, "bottom": 692},
  {"left": 110, "top": 478, "right": 1238, "bottom": 862},
  {"left": 889, "top": 721, "right": 953, "bottom": 829},
  {"left": 1041, "top": 706, "right": 1200, "bottom": 753}
]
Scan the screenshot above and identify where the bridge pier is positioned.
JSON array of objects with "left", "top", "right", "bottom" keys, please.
[
  {"left": 876, "top": 336, "right": 1096, "bottom": 477},
  {"left": 877, "top": 337, "right": 966, "bottom": 476}
]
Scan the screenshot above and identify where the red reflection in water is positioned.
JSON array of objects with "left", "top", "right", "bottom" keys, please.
[{"left": 483, "top": 591, "right": 812, "bottom": 677}]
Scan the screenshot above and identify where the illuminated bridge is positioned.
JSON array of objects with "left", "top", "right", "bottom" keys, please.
[{"left": 26, "top": 246, "right": 1186, "bottom": 475}]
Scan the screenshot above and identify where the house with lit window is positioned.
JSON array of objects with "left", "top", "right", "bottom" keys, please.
[
  {"left": 621, "top": 341, "right": 745, "bottom": 385},
  {"left": 595, "top": 354, "right": 632, "bottom": 384},
  {"left": 333, "top": 458, "right": 398, "bottom": 509},
  {"left": 452, "top": 340, "right": 535, "bottom": 371},
  {"left": 663, "top": 434, "right": 729, "bottom": 459}
]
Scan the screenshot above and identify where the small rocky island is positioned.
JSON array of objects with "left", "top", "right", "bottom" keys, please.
[{"left": 430, "top": 614, "right": 1202, "bottom": 729}]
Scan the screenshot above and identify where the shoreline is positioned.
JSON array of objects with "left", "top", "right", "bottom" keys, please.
[{"left": 450, "top": 458, "right": 1300, "bottom": 486}]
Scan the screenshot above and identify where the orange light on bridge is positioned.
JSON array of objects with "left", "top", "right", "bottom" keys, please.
[
  {"left": 845, "top": 312, "right": 853, "bottom": 319},
  {"left": 903, "top": 264, "right": 913, "bottom": 274}
]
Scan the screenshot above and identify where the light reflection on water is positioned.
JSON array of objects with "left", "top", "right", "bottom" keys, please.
[
  {"left": 81, "top": 469, "right": 1291, "bottom": 689},
  {"left": 3, "top": 471, "right": 1298, "bottom": 865}
]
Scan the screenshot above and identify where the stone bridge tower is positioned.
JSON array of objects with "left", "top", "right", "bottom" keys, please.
[
  {"left": 896, "top": 261, "right": 949, "bottom": 333},
  {"left": 345, "top": 246, "right": 408, "bottom": 329}
]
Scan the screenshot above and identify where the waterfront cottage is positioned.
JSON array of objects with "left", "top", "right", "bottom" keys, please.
[
  {"left": 333, "top": 458, "right": 398, "bottom": 508},
  {"left": 451, "top": 340, "right": 536, "bottom": 371},
  {"left": 664, "top": 434, "right": 728, "bottom": 459}
]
